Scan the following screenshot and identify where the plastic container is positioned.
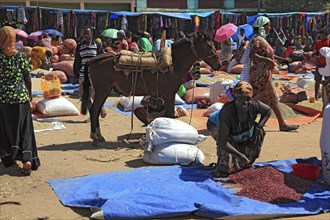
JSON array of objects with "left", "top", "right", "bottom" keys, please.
[
  {"left": 292, "top": 163, "right": 321, "bottom": 180},
  {"left": 177, "top": 84, "right": 187, "bottom": 98},
  {"left": 279, "top": 70, "right": 288, "bottom": 75},
  {"left": 320, "top": 104, "right": 330, "bottom": 185}
]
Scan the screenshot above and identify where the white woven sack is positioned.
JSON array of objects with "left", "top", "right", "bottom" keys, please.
[
  {"left": 141, "top": 117, "right": 207, "bottom": 151},
  {"left": 36, "top": 97, "right": 79, "bottom": 117},
  {"left": 209, "top": 80, "right": 234, "bottom": 104},
  {"left": 203, "top": 102, "right": 223, "bottom": 117},
  {"left": 143, "top": 142, "right": 205, "bottom": 165},
  {"left": 119, "top": 96, "right": 144, "bottom": 112},
  {"left": 175, "top": 94, "right": 185, "bottom": 105}
]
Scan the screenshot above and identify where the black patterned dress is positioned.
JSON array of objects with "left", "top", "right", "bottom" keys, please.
[{"left": 0, "top": 51, "right": 40, "bottom": 169}]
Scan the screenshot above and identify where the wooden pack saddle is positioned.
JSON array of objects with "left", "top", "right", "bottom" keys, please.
[{"left": 117, "top": 47, "right": 172, "bottom": 70}]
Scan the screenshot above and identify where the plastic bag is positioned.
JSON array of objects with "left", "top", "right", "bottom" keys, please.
[{"left": 41, "top": 76, "right": 61, "bottom": 99}]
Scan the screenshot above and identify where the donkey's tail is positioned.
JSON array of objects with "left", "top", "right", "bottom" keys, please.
[
  {"left": 81, "top": 62, "right": 91, "bottom": 115},
  {"left": 81, "top": 53, "right": 115, "bottom": 115}
]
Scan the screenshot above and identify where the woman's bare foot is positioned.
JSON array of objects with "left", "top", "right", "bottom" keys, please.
[{"left": 22, "top": 161, "right": 32, "bottom": 176}]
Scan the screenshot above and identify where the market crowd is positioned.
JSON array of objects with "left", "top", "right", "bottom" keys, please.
[{"left": 0, "top": 16, "right": 329, "bottom": 177}]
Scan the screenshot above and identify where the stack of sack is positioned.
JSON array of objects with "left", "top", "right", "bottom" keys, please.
[
  {"left": 140, "top": 118, "right": 206, "bottom": 165},
  {"left": 50, "top": 38, "right": 77, "bottom": 83},
  {"left": 35, "top": 77, "right": 80, "bottom": 117}
]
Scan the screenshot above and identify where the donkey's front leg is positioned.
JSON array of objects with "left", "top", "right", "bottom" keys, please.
[{"left": 163, "top": 93, "right": 176, "bottom": 118}]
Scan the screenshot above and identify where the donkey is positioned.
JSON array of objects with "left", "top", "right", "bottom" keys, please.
[{"left": 81, "top": 32, "right": 221, "bottom": 143}]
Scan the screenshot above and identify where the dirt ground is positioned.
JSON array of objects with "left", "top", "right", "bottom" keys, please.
[{"left": 0, "top": 79, "right": 329, "bottom": 220}]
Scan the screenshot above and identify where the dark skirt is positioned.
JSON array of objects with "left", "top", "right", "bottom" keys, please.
[
  {"left": 215, "top": 131, "right": 265, "bottom": 174},
  {"left": 0, "top": 102, "right": 40, "bottom": 170},
  {"left": 207, "top": 120, "right": 265, "bottom": 174}
]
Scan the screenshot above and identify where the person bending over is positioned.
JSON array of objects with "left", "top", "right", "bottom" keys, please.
[{"left": 207, "top": 81, "right": 271, "bottom": 178}]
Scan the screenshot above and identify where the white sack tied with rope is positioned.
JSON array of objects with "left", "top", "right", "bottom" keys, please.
[{"left": 140, "top": 117, "right": 207, "bottom": 152}]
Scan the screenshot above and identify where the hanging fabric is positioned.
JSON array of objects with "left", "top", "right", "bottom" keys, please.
[
  {"left": 168, "top": 18, "right": 171, "bottom": 28},
  {"left": 194, "top": 16, "right": 200, "bottom": 32},
  {"left": 121, "top": 15, "right": 128, "bottom": 30},
  {"left": 17, "top": 7, "right": 28, "bottom": 24},
  {"left": 159, "top": 15, "right": 163, "bottom": 28},
  {"left": 214, "top": 10, "right": 220, "bottom": 30},
  {"left": 57, "top": 11, "right": 64, "bottom": 33}
]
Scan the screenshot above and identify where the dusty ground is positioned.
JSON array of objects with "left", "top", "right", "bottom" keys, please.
[{"left": 0, "top": 79, "right": 329, "bottom": 220}]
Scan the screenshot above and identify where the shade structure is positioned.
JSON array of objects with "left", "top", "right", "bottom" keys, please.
[
  {"left": 44, "top": 29, "right": 63, "bottom": 36},
  {"left": 101, "top": 29, "right": 118, "bottom": 38},
  {"left": 28, "top": 30, "right": 43, "bottom": 40},
  {"left": 231, "top": 24, "right": 254, "bottom": 42},
  {"left": 214, "top": 23, "right": 238, "bottom": 42},
  {"left": 14, "top": 29, "right": 28, "bottom": 38}
]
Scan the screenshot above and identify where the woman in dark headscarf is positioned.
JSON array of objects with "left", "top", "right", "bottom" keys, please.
[
  {"left": 210, "top": 81, "right": 272, "bottom": 178},
  {"left": 0, "top": 26, "right": 40, "bottom": 175},
  {"left": 241, "top": 16, "right": 298, "bottom": 132}
]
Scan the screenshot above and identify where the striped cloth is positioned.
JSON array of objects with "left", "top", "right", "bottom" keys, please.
[
  {"left": 240, "top": 34, "right": 258, "bottom": 82},
  {"left": 78, "top": 43, "right": 99, "bottom": 79}
]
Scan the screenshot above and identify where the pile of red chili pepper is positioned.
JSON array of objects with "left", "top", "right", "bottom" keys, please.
[{"left": 227, "top": 166, "right": 314, "bottom": 204}]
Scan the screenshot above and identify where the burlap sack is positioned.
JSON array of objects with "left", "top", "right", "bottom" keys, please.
[{"left": 118, "top": 50, "right": 156, "bottom": 68}]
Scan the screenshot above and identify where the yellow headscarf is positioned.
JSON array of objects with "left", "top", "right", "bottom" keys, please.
[
  {"left": 0, "top": 26, "right": 17, "bottom": 57},
  {"left": 253, "top": 16, "right": 270, "bottom": 37}
]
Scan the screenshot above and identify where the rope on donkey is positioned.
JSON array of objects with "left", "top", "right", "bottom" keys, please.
[
  {"left": 188, "top": 61, "right": 201, "bottom": 125},
  {"left": 125, "top": 53, "right": 148, "bottom": 143}
]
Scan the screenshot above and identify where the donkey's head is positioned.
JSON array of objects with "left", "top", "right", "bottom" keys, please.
[{"left": 189, "top": 31, "right": 221, "bottom": 71}]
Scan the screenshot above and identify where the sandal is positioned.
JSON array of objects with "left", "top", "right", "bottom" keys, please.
[
  {"left": 204, "top": 163, "right": 217, "bottom": 170},
  {"left": 22, "top": 162, "right": 32, "bottom": 176},
  {"left": 280, "top": 124, "right": 299, "bottom": 132}
]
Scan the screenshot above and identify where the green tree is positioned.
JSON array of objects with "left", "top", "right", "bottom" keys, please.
[{"left": 261, "top": 0, "right": 328, "bottom": 12}]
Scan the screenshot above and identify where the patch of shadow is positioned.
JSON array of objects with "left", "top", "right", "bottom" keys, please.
[
  {"left": 125, "top": 158, "right": 147, "bottom": 168},
  {"left": 38, "top": 141, "right": 136, "bottom": 151},
  {"left": 70, "top": 207, "right": 92, "bottom": 218},
  {"left": 0, "top": 162, "right": 29, "bottom": 177}
]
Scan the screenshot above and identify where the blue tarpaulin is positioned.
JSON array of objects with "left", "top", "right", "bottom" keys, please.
[
  {"left": 186, "top": 11, "right": 215, "bottom": 18},
  {"left": 48, "top": 157, "right": 330, "bottom": 219},
  {"left": 144, "top": 12, "right": 192, "bottom": 20},
  {"left": 111, "top": 11, "right": 143, "bottom": 17}
]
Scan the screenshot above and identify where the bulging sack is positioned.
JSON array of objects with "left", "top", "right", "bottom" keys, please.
[
  {"left": 158, "top": 47, "right": 172, "bottom": 67},
  {"left": 119, "top": 96, "right": 144, "bottom": 112},
  {"left": 36, "top": 97, "right": 80, "bottom": 117},
  {"left": 143, "top": 142, "right": 205, "bottom": 165},
  {"left": 118, "top": 50, "right": 157, "bottom": 68},
  {"left": 141, "top": 117, "right": 207, "bottom": 151},
  {"left": 209, "top": 80, "right": 234, "bottom": 104}
]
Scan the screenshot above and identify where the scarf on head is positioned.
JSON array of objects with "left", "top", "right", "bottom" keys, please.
[
  {"left": 253, "top": 16, "right": 270, "bottom": 38},
  {"left": 240, "top": 16, "right": 270, "bottom": 82},
  {"left": 233, "top": 81, "right": 253, "bottom": 98},
  {"left": 0, "top": 26, "right": 17, "bottom": 57}
]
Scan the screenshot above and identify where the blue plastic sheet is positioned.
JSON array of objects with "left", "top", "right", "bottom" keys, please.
[
  {"left": 48, "top": 157, "right": 330, "bottom": 219},
  {"left": 103, "top": 101, "right": 197, "bottom": 116}
]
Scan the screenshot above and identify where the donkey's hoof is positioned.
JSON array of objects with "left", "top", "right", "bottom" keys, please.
[{"left": 98, "top": 136, "right": 106, "bottom": 142}]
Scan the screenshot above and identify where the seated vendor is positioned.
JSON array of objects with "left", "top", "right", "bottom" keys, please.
[{"left": 207, "top": 81, "right": 271, "bottom": 178}]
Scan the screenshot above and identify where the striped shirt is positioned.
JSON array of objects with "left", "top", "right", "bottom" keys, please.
[
  {"left": 74, "top": 41, "right": 103, "bottom": 79},
  {"left": 79, "top": 43, "right": 98, "bottom": 78}
]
